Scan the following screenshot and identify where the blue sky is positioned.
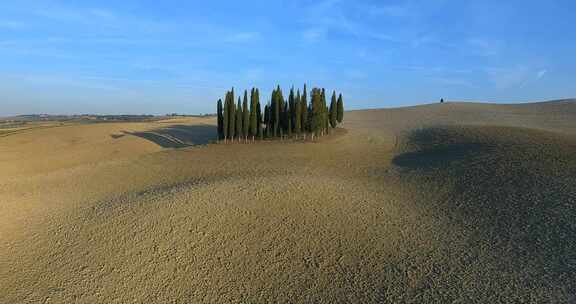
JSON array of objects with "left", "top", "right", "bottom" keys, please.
[{"left": 1, "top": 0, "right": 575, "bottom": 115}]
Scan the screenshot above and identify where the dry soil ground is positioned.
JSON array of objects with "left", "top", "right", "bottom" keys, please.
[{"left": 1, "top": 101, "right": 575, "bottom": 303}]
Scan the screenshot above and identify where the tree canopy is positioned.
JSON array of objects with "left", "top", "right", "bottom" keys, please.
[{"left": 216, "top": 84, "right": 344, "bottom": 143}]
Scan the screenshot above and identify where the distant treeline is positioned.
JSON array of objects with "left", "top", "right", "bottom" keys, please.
[
  {"left": 8, "top": 114, "right": 156, "bottom": 122},
  {"left": 217, "top": 84, "right": 344, "bottom": 142}
]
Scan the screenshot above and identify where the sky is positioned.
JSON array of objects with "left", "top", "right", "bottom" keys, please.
[{"left": 1, "top": 0, "right": 575, "bottom": 116}]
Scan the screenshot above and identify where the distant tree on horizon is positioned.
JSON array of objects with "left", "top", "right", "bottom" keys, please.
[
  {"left": 217, "top": 99, "right": 224, "bottom": 140},
  {"left": 242, "top": 90, "right": 249, "bottom": 141},
  {"left": 223, "top": 91, "right": 230, "bottom": 142},
  {"left": 249, "top": 88, "right": 257, "bottom": 141},
  {"left": 264, "top": 103, "right": 271, "bottom": 138},
  {"left": 337, "top": 93, "right": 344, "bottom": 124},
  {"left": 286, "top": 100, "right": 292, "bottom": 138},
  {"left": 289, "top": 87, "right": 295, "bottom": 135},
  {"left": 329, "top": 91, "right": 337, "bottom": 128},
  {"left": 256, "top": 99, "right": 263, "bottom": 140},
  {"left": 273, "top": 86, "right": 283, "bottom": 137},
  {"left": 228, "top": 89, "right": 236, "bottom": 142},
  {"left": 310, "top": 88, "right": 321, "bottom": 139},
  {"left": 294, "top": 90, "right": 302, "bottom": 136},
  {"left": 301, "top": 84, "right": 308, "bottom": 139},
  {"left": 236, "top": 97, "right": 243, "bottom": 140}
]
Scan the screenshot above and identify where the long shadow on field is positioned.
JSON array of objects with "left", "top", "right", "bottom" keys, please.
[
  {"left": 124, "top": 124, "right": 216, "bottom": 148},
  {"left": 392, "top": 126, "right": 576, "bottom": 300}
]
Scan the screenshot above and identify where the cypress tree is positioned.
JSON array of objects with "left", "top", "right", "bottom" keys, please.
[
  {"left": 288, "top": 87, "right": 295, "bottom": 133},
  {"left": 264, "top": 103, "right": 271, "bottom": 138},
  {"left": 242, "top": 90, "right": 249, "bottom": 141},
  {"left": 236, "top": 97, "right": 243, "bottom": 140},
  {"left": 270, "top": 89, "right": 276, "bottom": 137},
  {"left": 256, "top": 89, "right": 261, "bottom": 137},
  {"left": 325, "top": 106, "right": 330, "bottom": 134},
  {"left": 249, "top": 88, "right": 257, "bottom": 141},
  {"left": 217, "top": 99, "right": 224, "bottom": 140},
  {"left": 329, "top": 91, "right": 337, "bottom": 128},
  {"left": 310, "top": 88, "right": 320, "bottom": 139},
  {"left": 273, "top": 86, "right": 282, "bottom": 137},
  {"left": 279, "top": 97, "right": 285, "bottom": 138},
  {"left": 223, "top": 92, "right": 230, "bottom": 142},
  {"left": 294, "top": 90, "right": 301, "bottom": 136},
  {"left": 228, "top": 89, "right": 236, "bottom": 142},
  {"left": 256, "top": 101, "right": 263, "bottom": 140},
  {"left": 286, "top": 101, "right": 292, "bottom": 137},
  {"left": 320, "top": 88, "right": 327, "bottom": 136},
  {"left": 337, "top": 93, "right": 344, "bottom": 123},
  {"left": 301, "top": 84, "right": 308, "bottom": 138}
]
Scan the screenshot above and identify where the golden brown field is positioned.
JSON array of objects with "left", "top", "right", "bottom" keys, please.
[{"left": 1, "top": 101, "right": 575, "bottom": 303}]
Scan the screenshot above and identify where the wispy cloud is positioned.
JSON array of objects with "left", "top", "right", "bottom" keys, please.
[
  {"left": 302, "top": 28, "right": 326, "bottom": 43},
  {"left": 467, "top": 38, "right": 503, "bottom": 57},
  {"left": 486, "top": 66, "right": 548, "bottom": 89},
  {"left": 243, "top": 68, "right": 264, "bottom": 82},
  {"left": 5, "top": 73, "right": 126, "bottom": 92},
  {"left": 368, "top": 4, "right": 418, "bottom": 18},
  {"left": 88, "top": 8, "right": 116, "bottom": 19},
  {"left": 298, "top": 0, "right": 440, "bottom": 49},
  {"left": 345, "top": 70, "right": 367, "bottom": 80},
  {"left": 0, "top": 20, "right": 26, "bottom": 29},
  {"left": 225, "top": 32, "right": 262, "bottom": 43},
  {"left": 431, "top": 77, "right": 475, "bottom": 88},
  {"left": 536, "top": 69, "right": 547, "bottom": 80}
]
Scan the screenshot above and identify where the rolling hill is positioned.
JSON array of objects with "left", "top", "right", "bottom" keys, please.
[{"left": 1, "top": 100, "right": 575, "bottom": 303}]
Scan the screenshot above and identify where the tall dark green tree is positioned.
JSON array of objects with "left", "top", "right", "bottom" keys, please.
[
  {"left": 286, "top": 101, "right": 292, "bottom": 137},
  {"left": 270, "top": 90, "right": 276, "bottom": 137},
  {"left": 337, "top": 93, "right": 344, "bottom": 123},
  {"left": 223, "top": 92, "right": 230, "bottom": 142},
  {"left": 279, "top": 98, "right": 285, "bottom": 137},
  {"left": 249, "top": 88, "right": 257, "bottom": 141},
  {"left": 228, "top": 89, "right": 236, "bottom": 142},
  {"left": 272, "top": 86, "right": 282, "bottom": 137},
  {"left": 329, "top": 91, "right": 337, "bottom": 128},
  {"left": 236, "top": 97, "right": 243, "bottom": 140},
  {"left": 242, "top": 90, "right": 249, "bottom": 141},
  {"left": 264, "top": 103, "right": 271, "bottom": 138},
  {"left": 301, "top": 84, "right": 308, "bottom": 138},
  {"left": 288, "top": 87, "right": 295, "bottom": 133},
  {"left": 217, "top": 99, "right": 224, "bottom": 140},
  {"left": 310, "top": 88, "right": 322, "bottom": 139},
  {"left": 320, "top": 88, "right": 327, "bottom": 136},
  {"left": 294, "top": 90, "right": 302, "bottom": 136},
  {"left": 256, "top": 101, "right": 263, "bottom": 140}
]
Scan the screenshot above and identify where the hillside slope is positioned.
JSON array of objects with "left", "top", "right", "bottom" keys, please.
[{"left": 1, "top": 100, "right": 575, "bottom": 303}]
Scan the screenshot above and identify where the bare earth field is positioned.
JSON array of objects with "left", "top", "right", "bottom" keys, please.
[{"left": 1, "top": 100, "right": 575, "bottom": 303}]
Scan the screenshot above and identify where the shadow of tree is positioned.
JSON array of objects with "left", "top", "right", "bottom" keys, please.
[{"left": 124, "top": 124, "right": 216, "bottom": 148}]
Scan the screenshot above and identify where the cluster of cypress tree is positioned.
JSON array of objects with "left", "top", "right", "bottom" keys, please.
[{"left": 217, "top": 84, "right": 344, "bottom": 142}]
